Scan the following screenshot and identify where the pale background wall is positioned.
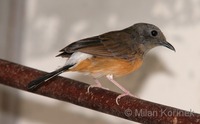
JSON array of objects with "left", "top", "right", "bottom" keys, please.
[{"left": 0, "top": 0, "right": 200, "bottom": 124}]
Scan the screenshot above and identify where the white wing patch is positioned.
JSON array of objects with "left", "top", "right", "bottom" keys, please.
[{"left": 66, "top": 52, "right": 93, "bottom": 66}]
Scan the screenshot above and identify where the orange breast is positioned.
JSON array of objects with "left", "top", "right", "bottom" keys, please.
[{"left": 69, "top": 57, "right": 143, "bottom": 78}]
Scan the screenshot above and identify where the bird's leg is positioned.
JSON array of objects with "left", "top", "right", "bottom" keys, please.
[
  {"left": 87, "top": 77, "right": 109, "bottom": 93},
  {"left": 106, "top": 74, "right": 135, "bottom": 105}
]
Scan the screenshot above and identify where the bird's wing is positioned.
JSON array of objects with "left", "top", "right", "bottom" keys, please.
[{"left": 57, "top": 31, "right": 137, "bottom": 61}]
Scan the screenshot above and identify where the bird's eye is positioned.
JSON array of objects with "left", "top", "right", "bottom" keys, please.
[{"left": 151, "top": 30, "right": 158, "bottom": 37}]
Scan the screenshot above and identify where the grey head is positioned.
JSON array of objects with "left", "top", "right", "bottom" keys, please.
[{"left": 128, "top": 23, "right": 175, "bottom": 54}]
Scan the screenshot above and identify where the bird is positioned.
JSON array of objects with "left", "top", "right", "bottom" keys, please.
[{"left": 27, "top": 23, "right": 175, "bottom": 105}]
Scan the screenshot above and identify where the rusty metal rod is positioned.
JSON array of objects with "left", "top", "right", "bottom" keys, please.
[{"left": 0, "top": 59, "right": 199, "bottom": 124}]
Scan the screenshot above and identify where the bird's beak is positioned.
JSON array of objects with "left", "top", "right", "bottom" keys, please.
[{"left": 160, "top": 41, "right": 176, "bottom": 52}]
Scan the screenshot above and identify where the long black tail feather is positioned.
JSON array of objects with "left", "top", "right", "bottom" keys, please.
[{"left": 27, "top": 64, "right": 74, "bottom": 91}]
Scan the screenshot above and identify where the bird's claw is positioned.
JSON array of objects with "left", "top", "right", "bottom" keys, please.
[
  {"left": 87, "top": 84, "right": 109, "bottom": 93},
  {"left": 116, "top": 92, "right": 136, "bottom": 105}
]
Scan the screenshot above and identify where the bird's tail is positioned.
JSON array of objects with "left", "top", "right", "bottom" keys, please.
[{"left": 27, "top": 64, "right": 74, "bottom": 91}]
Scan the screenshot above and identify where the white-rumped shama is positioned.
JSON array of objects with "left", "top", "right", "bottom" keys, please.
[{"left": 27, "top": 23, "right": 175, "bottom": 105}]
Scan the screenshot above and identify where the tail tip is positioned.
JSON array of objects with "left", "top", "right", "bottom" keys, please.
[{"left": 27, "top": 82, "right": 38, "bottom": 91}]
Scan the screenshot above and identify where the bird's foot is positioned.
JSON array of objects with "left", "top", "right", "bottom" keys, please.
[
  {"left": 116, "top": 92, "right": 136, "bottom": 105},
  {"left": 87, "top": 83, "right": 109, "bottom": 93}
]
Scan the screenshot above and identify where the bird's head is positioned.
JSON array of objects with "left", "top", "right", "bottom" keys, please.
[{"left": 131, "top": 23, "right": 175, "bottom": 54}]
